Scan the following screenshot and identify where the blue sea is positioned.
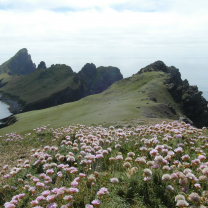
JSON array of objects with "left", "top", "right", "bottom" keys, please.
[{"left": 0, "top": 101, "right": 12, "bottom": 120}]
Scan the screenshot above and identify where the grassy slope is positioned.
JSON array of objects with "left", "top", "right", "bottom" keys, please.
[
  {"left": 0, "top": 65, "right": 79, "bottom": 104},
  {"left": 0, "top": 71, "right": 182, "bottom": 135}
]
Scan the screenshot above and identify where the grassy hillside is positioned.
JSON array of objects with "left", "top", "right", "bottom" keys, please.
[
  {"left": 0, "top": 64, "right": 84, "bottom": 105},
  {"left": 0, "top": 70, "right": 182, "bottom": 135}
]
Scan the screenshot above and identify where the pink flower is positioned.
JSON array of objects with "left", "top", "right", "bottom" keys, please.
[
  {"left": 36, "top": 196, "right": 45, "bottom": 201},
  {"left": 4, "top": 174, "right": 10, "bottom": 179},
  {"left": 96, "top": 154, "right": 103, "bottom": 159},
  {"left": 47, "top": 203, "right": 58, "bottom": 208},
  {"left": 91, "top": 199, "right": 101, "bottom": 206},
  {"left": 4, "top": 202, "right": 16, "bottom": 208},
  {"left": 42, "top": 190, "right": 51, "bottom": 197},
  {"left": 71, "top": 181, "right": 79, "bottom": 187},
  {"left": 110, "top": 178, "right": 119, "bottom": 184},
  {"left": 85, "top": 205, "right": 93, "bottom": 208},
  {"left": 97, "top": 187, "right": 109, "bottom": 197},
  {"left": 46, "top": 195, "right": 57, "bottom": 202},
  {"left": 63, "top": 195, "right": 73, "bottom": 202},
  {"left": 46, "top": 169, "right": 54, "bottom": 175},
  {"left": 30, "top": 200, "right": 39, "bottom": 206},
  {"left": 194, "top": 183, "right": 201, "bottom": 189},
  {"left": 36, "top": 182, "right": 45, "bottom": 188}
]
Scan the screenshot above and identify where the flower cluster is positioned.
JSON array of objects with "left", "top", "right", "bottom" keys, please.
[{"left": 0, "top": 121, "right": 208, "bottom": 207}]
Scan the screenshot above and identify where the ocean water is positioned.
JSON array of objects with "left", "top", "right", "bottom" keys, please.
[{"left": 0, "top": 101, "right": 12, "bottom": 119}]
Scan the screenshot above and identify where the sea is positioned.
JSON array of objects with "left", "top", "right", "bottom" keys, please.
[{"left": 0, "top": 101, "right": 12, "bottom": 120}]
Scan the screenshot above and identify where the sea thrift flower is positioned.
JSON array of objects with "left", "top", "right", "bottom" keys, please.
[
  {"left": 199, "top": 175, "right": 207, "bottom": 182},
  {"left": 42, "top": 190, "right": 51, "bottom": 197},
  {"left": 175, "top": 195, "right": 185, "bottom": 201},
  {"left": 127, "top": 152, "right": 135, "bottom": 158},
  {"left": 176, "top": 200, "right": 189, "bottom": 207},
  {"left": 144, "top": 177, "right": 151, "bottom": 181},
  {"left": 47, "top": 203, "right": 58, "bottom": 208},
  {"left": 110, "top": 178, "right": 119, "bottom": 184},
  {"left": 31, "top": 200, "right": 39, "bottom": 206},
  {"left": 182, "top": 154, "right": 190, "bottom": 161},
  {"left": 46, "top": 169, "right": 54, "bottom": 175},
  {"left": 166, "top": 185, "right": 174, "bottom": 192},
  {"left": 88, "top": 174, "right": 95, "bottom": 182},
  {"left": 71, "top": 181, "right": 79, "bottom": 187},
  {"left": 85, "top": 205, "right": 93, "bottom": 208},
  {"left": 202, "top": 167, "right": 208, "bottom": 176},
  {"left": 155, "top": 155, "right": 164, "bottom": 164},
  {"left": 116, "top": 155, "right": 123, "bottom": 161},
  {"left": 63, "top": 195, "right": 73, "bottom": 202},
  {"left": 97, "top": 187, "right": 109, "bottom": 197},
  {"left": 46, "top": 195, "right": 57, "bottom": 202},
  {"left": 4, "top": 202, "right": 16, "bottom": 208},
  {"left": 162, "top": 174, "right": 171, "bottom": 181},
  {"left": 91, "top": 199, "right": 101, "bottom": 206},
  {"left": 194, "top": 183, "right": 201, "bottom": 189},
  {"left": 143, "top": 169, "right": 152, "bottom": 177},
  {"left": 188, "top": 192, "right": 200, "bottom": 203},
  {"left": 135, "top": 157, "right": 146, "bottom": 164},
  {"left": 150, "top": 149, "right": 158, "bottom": 156},
  {"left": 123, "top": 162, "right": 131, "bottom": 168}
]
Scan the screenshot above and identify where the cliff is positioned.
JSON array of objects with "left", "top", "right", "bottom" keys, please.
[{"left": 139, "top": 61, "right": 208, "bottom": 128}]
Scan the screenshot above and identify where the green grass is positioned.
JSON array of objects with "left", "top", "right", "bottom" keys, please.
[
  {"left": 0, "top": 64, "right": 81, "bottom": 104},
  {"left": 0, "top": 71, "right": 182, "bottom": 135}
]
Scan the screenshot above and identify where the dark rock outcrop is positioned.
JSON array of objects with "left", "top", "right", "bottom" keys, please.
[
  {"left": 0, "top": 115, "right": 17, "bottom": 129},
  {"left": 78, "top": 63, "right": 123, "bottom": 94},
  {"left": 37, "top": 61, "right": 47, "bottom": 69},
  {"left": 141, "top": 61, "right": 208, "bottom": 128},
  {"left": 138, "top": 61, "right": 168, "bottom": 74},
  {"left": 0, "top": 48, "right": 36, "bottom": 75}
]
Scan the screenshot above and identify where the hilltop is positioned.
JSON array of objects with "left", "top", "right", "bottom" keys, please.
[{"left": 0, "top": 49, "right": 123, "bottom": 113}]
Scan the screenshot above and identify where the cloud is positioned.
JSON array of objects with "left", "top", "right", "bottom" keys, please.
[{"left": 0, "top": 0, "right": 208, "bottom": 91}]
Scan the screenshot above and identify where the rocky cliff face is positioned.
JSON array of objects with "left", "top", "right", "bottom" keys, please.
[
  {"left": 0, "top": 48, "right": 36, "bottom": 75},
  {"left": 78, "top": 63, "right": 123, "bottom": 94},
  {"left": 139, "top": 61, "right": 208, "bottom": 128}
]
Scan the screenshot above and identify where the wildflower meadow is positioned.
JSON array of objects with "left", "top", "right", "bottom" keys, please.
[{"left": 0, "top": 121, "right": 208, "bottom": 207}]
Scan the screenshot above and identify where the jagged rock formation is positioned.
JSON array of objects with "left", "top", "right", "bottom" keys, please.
[
  {"left": 37, "top": 61, "right": 47, "bottom": 69},
  {"left": 78, "top": 63, "right": 123, "bottom": 94},
  {"left": 0, "top": 48, "right": 36, "bottom": 75},
  {"left": 139, "top": 61, "right": 208, "bottom": 128}
]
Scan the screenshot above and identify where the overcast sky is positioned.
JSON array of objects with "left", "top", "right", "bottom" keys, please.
[{"left": 0, "top": 0, "right": 208, "bottom": 93}]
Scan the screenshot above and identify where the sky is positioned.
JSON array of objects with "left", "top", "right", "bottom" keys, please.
[{"left": 0, "top": 0, "right": 208, "bottom": 93}]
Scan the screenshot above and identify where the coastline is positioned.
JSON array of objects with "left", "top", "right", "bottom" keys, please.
[{"left": 0, "top": 94, "right": 22, "bottom": 114}]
